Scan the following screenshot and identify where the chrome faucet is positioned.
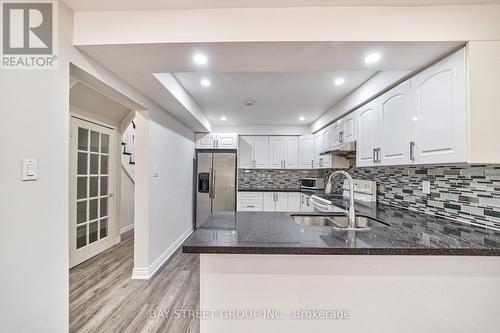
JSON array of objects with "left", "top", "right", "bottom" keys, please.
[{"left": 327, "top": 171, "right": 356, "bottom": 229}]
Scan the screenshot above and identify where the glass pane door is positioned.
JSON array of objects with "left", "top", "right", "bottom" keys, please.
[{"left": 70, "top": 117, "right": 115, "bottom": 268}]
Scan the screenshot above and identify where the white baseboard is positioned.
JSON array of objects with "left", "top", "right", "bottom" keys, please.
[
  {"left": 131, "top": 227, "right": 194, "bottom": 280},
  {"left": 120, "top": 224, "right": 134, "bottom": 235},
  {"left": 114, "top": 236, "right": 121, "bottom": 244}
]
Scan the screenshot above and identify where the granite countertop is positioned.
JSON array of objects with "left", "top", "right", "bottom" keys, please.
[
  {"left": 238, "top": 188, "right": 324, "bottom": 194},
  {"left": 183, "top": 201, "right": 500, "bottom": 256}
]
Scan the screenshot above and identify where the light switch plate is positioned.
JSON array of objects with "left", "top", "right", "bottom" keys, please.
[
  {"left": 22, "top": 159, "right": 38, "bottom": 181},
  {"left": 152, "top": 166, "right": 160, "bottom": 177},
  {"left": 422, "top": 180, "right": 431, "bottom": 194}
]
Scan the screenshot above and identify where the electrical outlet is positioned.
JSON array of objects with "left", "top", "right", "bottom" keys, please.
[{"left": 422, "top": 180, "right": 431, "bottom": 194}]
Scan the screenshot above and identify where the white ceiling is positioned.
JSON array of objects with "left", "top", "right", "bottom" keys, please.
[
  {"left": 174, "top": 71, "right": 375, "bottom": 125},
  {"left": 70, "top": 82, "right": 131, "bottom": 126},
  {"left": 78, "top": 41, "right": 463, "bottom": 127},
  {"left": 63, "top": 0, "right": 500, "bottom": 11}
]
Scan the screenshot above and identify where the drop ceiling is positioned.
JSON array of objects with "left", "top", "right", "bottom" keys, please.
[{"left": 77, "top": 41, "right": 464, "bottom": 128}]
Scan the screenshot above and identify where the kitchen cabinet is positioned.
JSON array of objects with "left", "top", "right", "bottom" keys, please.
[
  {"left": 268, "top": 136, "right": 298, "bottom": 169},
  {"left": 356, "top": 100, "right": 378, "bottom": 167},
  {"left": 287, "top": 193, "right": 301, "bottom": 212},
  {"left": 298, "top": 134, "right": 314, "bottom": 169},
  {"left": 237, "top": 192, "right": 264, "bottom": 211},
  {"left": 263, "top": 192, "right": 288, "bottom": 212},
  {"left": 196, "top": 133, "right": 238, "bottom": 149},
  {"left": 239, "top": 136, "right": 269, "bottom": 168},
  {"left": 300, "top": 193, "right": 313, "bottom": 212},
  {"left": 321, "top": 127, "right": 332, "bottom": 168},
  {"left": 354, "top": 48, "right": 467, "bottom": 167},
  {"left": 329, "top": 112, "right": 356, "bottom": 149},
  {"left": 377, "top": 81, "right": 412, "bottom": 166},
  {"left": 410, "top": 49, "right": 467, "bottom": 164}
]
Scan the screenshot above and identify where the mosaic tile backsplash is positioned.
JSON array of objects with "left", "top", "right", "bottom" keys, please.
[{"left": 238, "top": 165, "right": 500, "bottom": 230}]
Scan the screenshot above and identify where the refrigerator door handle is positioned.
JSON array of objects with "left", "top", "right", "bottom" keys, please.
[
  {"left": 208, "top": 168, "right": 214, "bottom": 199},
  {"left": 212, "top": 169, "right": 216, "bottom": 199}
]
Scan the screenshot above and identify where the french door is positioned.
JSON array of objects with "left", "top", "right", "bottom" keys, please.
[{"left": 69, "top": 117, "right": 116, "bottom": 268}]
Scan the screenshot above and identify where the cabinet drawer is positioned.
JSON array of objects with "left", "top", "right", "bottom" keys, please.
[
  {"left": 238, "top": 192, "right": 263, "bottom": 199},
  {"left": 238, "top": 201, "right": 263, "bottom": 211}
]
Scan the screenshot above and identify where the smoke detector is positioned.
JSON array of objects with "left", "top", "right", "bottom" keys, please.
[{"left": 243, "top": 99, "right": 255, "bottom": 106}]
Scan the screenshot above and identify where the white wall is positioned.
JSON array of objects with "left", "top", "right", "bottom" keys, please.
[
  {"left": 132, "top": 109, "right": 196, "bottom": 279},
  {"left": 201, "top": 254, "right": 500, "bottom": 333},
  {"left": 0, "top": 20, "right": 69, "bottom": 333},
  {"left": 148, "top": 108, "right": 195, "bottom": 262},
  {"left": 73, "top": 6, "right": 500, "bottom": 45}
]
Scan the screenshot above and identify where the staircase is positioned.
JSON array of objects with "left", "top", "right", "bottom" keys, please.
[{"left": 122, "top": 120, "right": 136, "bottom": 165}]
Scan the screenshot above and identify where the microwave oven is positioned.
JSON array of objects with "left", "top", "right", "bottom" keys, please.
[{"left": 299, "top": 178, "right": 325, "bottom": 190}]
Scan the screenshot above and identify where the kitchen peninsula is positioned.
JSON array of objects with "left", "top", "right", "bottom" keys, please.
[{"left": 183, "top": 203, "right": 500, "bottom": 333}]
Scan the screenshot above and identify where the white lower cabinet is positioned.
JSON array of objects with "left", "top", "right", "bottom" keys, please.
[
  {"left": 263, "top": 192, "right": 288, "bottom": 212},
  {"left": 237, "top": 192, "right": 264, "bottom": 211},
  {"left": 238, "top": 192, "right": 304, "bottom": 212},
  {"left": 287, "top": 193, "right": 301, "bottom": 212},
  {"left": 300, "top": 193, "right": 313, "bottom": 212}
]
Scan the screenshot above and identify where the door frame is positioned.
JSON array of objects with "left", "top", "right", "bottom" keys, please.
[{"left": 69, "top": 115, "right": 118, "bottom": 268}]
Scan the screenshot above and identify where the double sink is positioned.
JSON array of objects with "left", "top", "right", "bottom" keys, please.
[{"left": 291, "top": 214, "right": 388, "bottom": 231}]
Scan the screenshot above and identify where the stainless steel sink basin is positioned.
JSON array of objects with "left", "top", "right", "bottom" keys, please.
[
  {"left": 329, "top": 215, "right": 377, "bottom": 231},
  {"left": 292, "top": 215, "right": 335, "bottom": 227},
  {"left": 292, "top": 214, "right": 387, "bottom": 231}
]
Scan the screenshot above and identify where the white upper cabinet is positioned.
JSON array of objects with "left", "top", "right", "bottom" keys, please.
[
  {"left": 268, "top": 136, "right": 298, "bottom": 169},
  {"left": 330, "top": 120, "right": 343, "bottom": 147},
  {"left": 313, "top": 131, "right": 323, "bottom": 168},
  {"left": 377, "top": 81, "right": 412, "bottom": 166},
  {"left": 342, "top": 112, "right": 356, "bottom": 143},
  {"left": 298, "top": 134, "right": 314, "bottom": 169},
  {"left": 196, "top": 133, "right": 238, "bottom": 149},
  {"left": 321, "top": 127, "right": 332, "bottom": 168},
  {"left": 216, "top": 133, "right": 238, "bottom": 149},
  {"left": 238, "top": 136, "right": 269, "bottom": 168},
  {"left": 253, "top": 136, "right": 269, "bottom": 168},
  {"left": 356, "top": 100, "right": 379, "bottom": 167},
  {"left": 354, "top": 48, "right": 467, "bottom": 168},
  {"left": 238, "top": 136, "right": 254, "bottom": 168},
  {"left": 195, "top": 133, "right": 217, "bottom": 149},
  {"left": 283, "top": 136, "right": 298, "bottom": 169},
  {"left": 411, "top": 49, "right": 467, "bottom": 164},
  {"left": 268, "top": 136, "right": 283, "bottom": 168}
]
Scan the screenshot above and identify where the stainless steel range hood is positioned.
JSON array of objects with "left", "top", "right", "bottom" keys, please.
[{"left": 320, "top": 141, "right": 356, "bottom": 156}]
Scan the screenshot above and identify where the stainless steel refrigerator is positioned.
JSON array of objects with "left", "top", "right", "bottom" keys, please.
[{"left": 196, "top": 152, "right": 236, "bottom": 227}]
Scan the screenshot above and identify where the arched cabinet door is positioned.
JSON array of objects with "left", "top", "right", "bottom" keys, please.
[
  {"left": 377, "top": 80, "right": 412, "bottom": 166},
  {"left": 356, "top": 100, "right": 378, "bottom": 167},
  {"left": 410, "top": 49, "right": 467, "bottom": 164}
]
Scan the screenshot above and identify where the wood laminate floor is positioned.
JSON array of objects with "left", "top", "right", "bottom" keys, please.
[{"left": 69, "top": 231, "right": 200, "bottom": 333}]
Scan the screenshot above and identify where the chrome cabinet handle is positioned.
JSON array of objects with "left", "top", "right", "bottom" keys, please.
[
  {"left": 284, "top": 160, "right": 286, "bottom": 168},
  {"left": 301, "top": 196, "right": 305, "bottom": 204},
  {"left": 373, "top": 148, "right": 376, "bottom": 162},
  {"left": 311, "top": 160, "right": 314, "bottom": 168},
  {"left": 306, "top": 197, "right": 310, "bottom": 206},
  {"left": 410, "top": 141, "right": 415, "bottom": 161},
  {"left": 339, "top": 131, "right": 344, "bottom": 143}
]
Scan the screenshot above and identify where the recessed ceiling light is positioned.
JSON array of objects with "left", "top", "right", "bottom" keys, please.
[
  {"left": 299, "top": 116, "right": 305, "bottom": 121},
  {"left": 193, "top": 54, "right": 208, "bottom": 65},
  {"left": 365, "top": 52, "right": 382, "bottom": 64},
  {"left": 243, "top": 99, "right": 255, "bottom": 106},
  {"left": 334, "top": 78, "right": 345, "bottom": 86},
  {"left": 220, "top": 116, "right": 227, "bottom": 121},
  {"left": 200, "top": 78, "right": 211, "bottom": 87}
]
